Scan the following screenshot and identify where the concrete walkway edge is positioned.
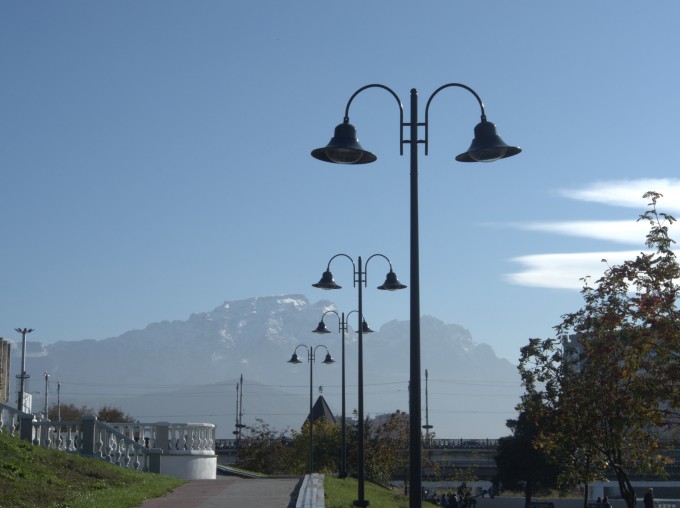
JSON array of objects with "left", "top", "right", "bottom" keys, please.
[{"left": 296, "top": 473, "right": 325, "bottom": 508}]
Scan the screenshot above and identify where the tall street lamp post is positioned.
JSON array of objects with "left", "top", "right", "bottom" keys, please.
[
  {"left": 313, "top": 309, "right": 375, "bottom": 478},
  {"left": 287, "top": 344, "right": 335, "bottom": 475},
  {"left": 15, "top": 328, "right": 34, "bottom": 413},
  {"left": 311, "top": 84, "right": 521, "bottom": 508},
  {"left": 313, "top": 253, "right": 406, "bottom": 507}
]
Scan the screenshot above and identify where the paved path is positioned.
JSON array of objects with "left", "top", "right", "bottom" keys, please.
[{"left": 138, "top": 476, "right": 303, "bottom": 508}]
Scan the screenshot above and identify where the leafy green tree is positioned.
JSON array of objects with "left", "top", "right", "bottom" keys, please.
[
  {"left": 47, "top": 403, "right": 93, "bottom": 421},
  {"left": 235, "top": 419, "right": 294, "bottom": 474},
  {"left": 97, "top": 405, "right": 134, "bottom": 423},
  {"left": 364, "top": 410, "right": 409, "bottom": 486},
  {"left": 518, "top": 192, "right": 680, "bottom": 508},
  {"left": 495, "top": 404, "right": 562, "bottom": 508},
  {"left": 288, "top": 418, "right": 340, "bottom": 474}
]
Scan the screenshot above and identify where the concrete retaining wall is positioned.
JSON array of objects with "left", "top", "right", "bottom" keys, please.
[{"left": 159, "top": 454, "right": 217, "bottom": 480}]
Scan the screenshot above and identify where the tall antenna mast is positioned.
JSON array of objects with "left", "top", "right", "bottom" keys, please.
[
  {"left": 233, "top": 374, "right": 245, "bottom": 442},
  {"left": 422, "top": 369, "right": 433, "bottom": 444},
  {"left": 238, "top": 374, "right": 245, "bottom": 440},
  {"left": 233, "top": 382, "right": 240, "bottom": 438}
]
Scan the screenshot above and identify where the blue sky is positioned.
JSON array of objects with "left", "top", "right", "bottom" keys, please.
[{"left": 3, "top": 1, "right": 680, "bottom": 368}]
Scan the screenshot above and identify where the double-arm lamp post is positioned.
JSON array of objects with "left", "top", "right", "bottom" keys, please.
[
  {"left": 311, "top": 83, "right": 521, "bottom": 508},
  {"left": 287, "top": 344, "right": 334, "bottom": 475},
  {"left": 313, "top": 309, "right": 374, "bottom": 478},
  {"left": 313, "top": 253, "right": 406, "bottom": 507}
]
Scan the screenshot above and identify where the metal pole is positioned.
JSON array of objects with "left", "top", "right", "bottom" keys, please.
[
  {"left": 355, "top": 256, "right": 367, "bottom": 507},
  {"left": 340, "top": 312, "right": 347, "bottom": 477},
  {"left": 57, "top": 381, "right": 61, "bottom": 421},
  {"left": 309, "top": 347, "right": 314, "bottom": 475},
  {"left": 239, "top": 374, "right": 244, "bottom": 440},
  {"left": 43, "top": 371, "right": 49, "bottom": 419},
  {"left": 15, "top": 328, "right": 33, "bottom": 413},
  {"left": 423, "top": 369, "right": 433, "bottom": 445},
  {"left": 408, "top": 88, "right": 423, "bottom": 508},
  {"left": 234, "top": 382, "right": 239, "bottom": 438}
]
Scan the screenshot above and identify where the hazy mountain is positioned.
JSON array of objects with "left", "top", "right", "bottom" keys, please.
[{"left": 7, "top": 295, "right": 521, "bottom": 439}]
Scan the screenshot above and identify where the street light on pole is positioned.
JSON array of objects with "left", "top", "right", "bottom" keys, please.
[
  {"left": 312, "top": 253, "right": 406, "bottom": 507},
  {"left": 313, "top": 309, "right": 374, "bottom": 478},
  {"left": 15, "top": 328, "right": 34, "bottom": 413},
  {"left": 287, "top": 344, "right": 335, "bottom": 475},
  {"left": 311, "top": 83, "right": 520, "bottom": 508}
]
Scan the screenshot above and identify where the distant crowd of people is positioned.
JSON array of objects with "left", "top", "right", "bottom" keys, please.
[
  {"left": 421, "top": 483, "right": 485, "bottom": 507},
  {"left": 593, "top": 488, "right": 654, "bottom": 508}
]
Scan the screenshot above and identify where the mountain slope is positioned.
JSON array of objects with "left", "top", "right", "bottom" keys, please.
[{"left": 8, "top": 295, "right": 521, "bottom": 438}]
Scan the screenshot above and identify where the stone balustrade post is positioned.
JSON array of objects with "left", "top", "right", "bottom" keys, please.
[
  {"left": 80, "top": 415, "right": 98, "bottom": 456},
  {"left": 19, "top": 414, "right": 35, "bottom": 442},
  {"left": 147, "top": 448, "right": 162, "bottom": 474},
  {"left": 155, "top": 422, "right": 170, "bottom": 450}
]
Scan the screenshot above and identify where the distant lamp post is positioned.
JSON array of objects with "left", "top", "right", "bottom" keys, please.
[
  {"left": 313, "top": 309, "right": 374, "bottom": 478},
  {"left": 312, "top": 83, "right": 520, "bottom": 508},
  {"left": 288, "top": 344, "right": 335, "bottom": 475},
  {"left": 313, "top": 253, "right": 405, "bottom": 507},
  {"left": 15, "top": 328, "right": 34, "bottom": 413}
]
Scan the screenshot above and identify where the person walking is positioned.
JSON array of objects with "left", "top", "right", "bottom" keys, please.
[{"left": 644, "top": 488, "right": 654, "bottom": 508}]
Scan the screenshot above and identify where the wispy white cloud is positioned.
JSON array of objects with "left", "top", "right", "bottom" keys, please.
[
  {"left": 507, "top": 178, "right": 680, "bottom": 290},
  {"left": 559, "top": 178, "right": 680, "bottom": 213},
  {"left": 521, "top": 220, "right": 649, "bottom": 245},
  {"left": 506, "top": 251, "right": 643, "bottom": 290}
]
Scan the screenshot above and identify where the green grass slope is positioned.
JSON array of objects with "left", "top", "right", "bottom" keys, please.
[
  {"left": 325, "top": 476, "right": 411, "bottom": 508},
  {"left": 0, "top": 432, "right": 184, "bottom": 508}
]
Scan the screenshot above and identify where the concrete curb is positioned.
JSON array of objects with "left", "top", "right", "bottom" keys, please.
[{"left": 296, "top": 474, "right": 325, "bottom": 508}]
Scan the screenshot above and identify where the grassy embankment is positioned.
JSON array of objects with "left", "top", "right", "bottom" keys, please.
[
  {"left": 324, "top": 475, "right": 412, "bottom": 508},
  {"left": 0, "top": 432, "right": 184, "bottom": 508}
]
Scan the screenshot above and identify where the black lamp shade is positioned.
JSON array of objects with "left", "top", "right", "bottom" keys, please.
[
  {"left": 288, "top": 353, "right": 302, "bottom": 364},
  {"left": 377, "top": 270, "right": 407, "bottom": 291},
  {"left": 312, "top": 270, "right": 341, "bottom": 290},
  {"left": 361, "top": 319, "right": 374, "bottom": 334},
  {"left": 323, "top": 353, "right": 335, "bottom": 364},
  {"left": 455, "top": 119, "right": 521, "bottom": 163},
  {"left": 311, "top": 122, "right": 377, "bottom": 164},
  {"left": 313, "top": 321, "right": 331, "bottom": 334}
]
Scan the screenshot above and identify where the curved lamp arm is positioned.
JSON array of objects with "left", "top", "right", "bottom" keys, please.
[
  {"left": 364, "top": 253, "right": 396, "bottom": 274},
  {"left": 424, "top": 83, "right": 486, "bottom": 156},
  {"left": 324, "top": 253, "right": 355, "bottom": 273},
  {"left": 344, "top": 84, "right": 405, "bottom": 156}
]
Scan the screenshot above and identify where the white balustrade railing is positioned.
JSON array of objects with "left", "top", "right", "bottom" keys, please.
[
  {"left": 0, "top": 402, "right": 23, "bottom": 436},
  {"left": 106, "top": 421, "right": 215, "bottom": 455},
  {"left": 0, "top": 404, "right": 216, "bottom": 474}
]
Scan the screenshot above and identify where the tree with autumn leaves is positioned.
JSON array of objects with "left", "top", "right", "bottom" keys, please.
[
  {"left": 518, "top": 192, "right": 680, "bottom": 508},
  {"left": 236, "top": 411, "right": 412, "bottom": 482}
]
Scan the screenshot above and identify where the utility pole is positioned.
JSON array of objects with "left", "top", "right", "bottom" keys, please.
[
  {"left": 43, "top": 371, "right": 49, "bottom": 419},
  {"left": 238, "top": 374, "right": 244, "bottom": 440},
  {"left": 57, "top": 381, "right": 61, "bottom": 421},
  {"left": 15, "top": 328, "right": 33, "bottom": 412}
]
